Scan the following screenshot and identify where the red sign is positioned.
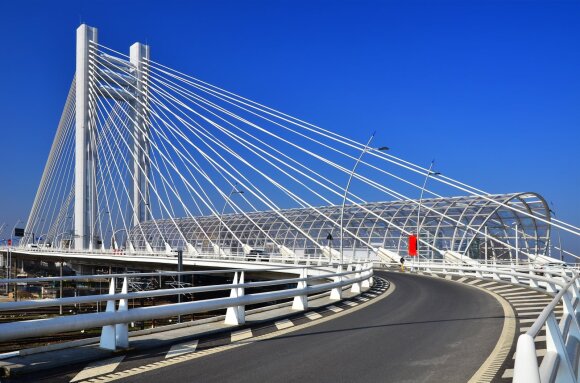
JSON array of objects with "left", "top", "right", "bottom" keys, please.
[
  {"left": 408, "top": 234, "right": 417, "bottom": 256},
  {"left": 7, "top": 239, "right": 12, "bottom": 246}
]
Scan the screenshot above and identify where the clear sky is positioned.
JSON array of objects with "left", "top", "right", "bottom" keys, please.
[{"left": 0, "top": 0, "right": 578, "bottom": 253}]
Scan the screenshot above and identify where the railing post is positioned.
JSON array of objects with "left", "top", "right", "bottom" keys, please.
[
  {"left": 545, "top": 312, "right": 576, "bottom": 382},
  {"left": 115, "top": 277, "right": 129, "bottom": 348},
  {"left": 292, "top": 268, "right": 308, "bottom": 311},
  {"left": 513, "top": 334, "right": 541, "bottom": 383},
  {"left": 330, "top": 265, "right": 342, "bottom": 301},
  {"left": 351, "top": 264, "right": 362, "bottom": 294},
  {"left": 362, "top": 263, "right": 371, "bottom": 290},
  {"left": 225, "top": 272, "right": 245, "bottom": 325},
  {"left": 528, "top": 267, "right": 540, "bottom": 288},
  {"left": 100, "top": 277, "right": 117, "bottom": 350}
]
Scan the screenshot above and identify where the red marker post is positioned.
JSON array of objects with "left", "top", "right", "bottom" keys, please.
[{"left": 408, "top": 234, "right": 417, "bottom": 256}]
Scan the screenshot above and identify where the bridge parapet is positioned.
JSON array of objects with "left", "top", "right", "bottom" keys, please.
[{"left": 0, "top": 261, "right": 373, "bottom": 351}]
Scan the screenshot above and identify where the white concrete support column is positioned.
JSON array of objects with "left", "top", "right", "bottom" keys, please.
[
  {"left": 75, "top": 24, "right": 98, "bottom": 250},
  {"left": 129, "top": 43, "right": 151, "bottom": 228},
  {"left": 100, "top": 277, "right": 116, "bottom": 350},
  {"left": 115, "top": 277, "right": 129, "bottom": 348},
  {"left": 292, "top": 268, "right": 308, "bottom": 311},
  {"left": 225, "top": 272, "right": 245, "bottom": 325},
  {"left": 362, "top": 262, "right": 371, "bottom": 290},
  {"left": 329, "top": 265, "right": 343, "bottom": 301},
  {"left": 351, "top": 264, "right": 362, "bottom": 293}
]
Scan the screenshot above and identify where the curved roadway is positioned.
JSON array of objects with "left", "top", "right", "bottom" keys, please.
[{"left": 73, "top": 271, "right": 505, "bottom": 382}]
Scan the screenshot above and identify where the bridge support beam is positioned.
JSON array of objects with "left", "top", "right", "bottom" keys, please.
[{"left": 75, "top": 24, "right": 98, "bottom": 250}]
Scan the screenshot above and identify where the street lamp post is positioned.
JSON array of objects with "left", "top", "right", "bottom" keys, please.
[
  {"left": 217, "top": 184, "right": 244, "bottom": 257},
  {"left": 416, "top": 161, "right": 440, "bottom": 266},
  {"left": 339, "top": 132, "right": 388, "bottom": 267}
]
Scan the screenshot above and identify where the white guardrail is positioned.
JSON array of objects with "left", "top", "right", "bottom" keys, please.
[
  {"left": 1, "top": 246, "right": 356, "bottom": 267},
  {"left": 386, "top": 260, "right": 580, "bottom": 383},
  {"left": 0, "top": 262, "right": 373, "bottom": 351}
]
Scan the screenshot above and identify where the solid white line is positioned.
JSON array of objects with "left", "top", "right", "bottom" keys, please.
[
  {"left": 70, "top": 356, "right": 125, "bottom": 382},
  {"left": 165, "top": 340, "right": 199, "bottom": 359},
  {"left": 275, "top": 319, "right": 294, "bottom": 330}
]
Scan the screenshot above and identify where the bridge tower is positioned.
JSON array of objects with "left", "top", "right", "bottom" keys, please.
[
  {"left": 75, "top": 24, "right": 98, "bottom": 250},
  {"left": 74, "top": 24, "right": 151, "bottom": 250}
]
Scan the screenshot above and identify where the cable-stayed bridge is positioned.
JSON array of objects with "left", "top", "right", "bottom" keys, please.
[{"left": 1, "top": 24, "right": 580, "bottom": 382}]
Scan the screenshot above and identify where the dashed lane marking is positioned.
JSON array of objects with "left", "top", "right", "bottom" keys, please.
[
  {"left": 165, "top": 340, "right": 199, "bottom": 359},
  {"left": 70, "top": 356, "right": 125, "bottom": 382}
]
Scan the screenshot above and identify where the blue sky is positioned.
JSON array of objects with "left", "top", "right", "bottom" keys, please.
[{"left": 0, "top": 0, "right": 578, "bottom": 253}]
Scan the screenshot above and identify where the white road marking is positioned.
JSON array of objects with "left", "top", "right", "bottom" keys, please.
[
  {"left": 508, "top": 297, "right": 552, "bottom": 303},
  {"left": 467, "top": 279, "right": 482, "bottom": 285},
  {"left": 493, "top": 287, "right": 526, "bottom": 294},
  {"left": 70, "top": 356, "right": 125, "bottom": 382},
  {"left": 231, "top": 329, "right": 253, "bottom": 342},
  {"left": 327, "top": 305, "right": 343, "bottom": 313},
  {"left": 478, "top": 281, "right": 498, "bottom": 288},
  {"left": 456, "top": 277, "right": 468, "bottom": 283},
  {"left": 445, "top": 275, "right": 452, "bottom": 280},
  {"left": 344, "top": 301, "right": 358, "bottom": 307},
  {"left": 357, "top": 297, "right": 370, "bottom": 302},
  {"left": 498, "top": 290, "right": 539, "bottom": 297},
  {"left": 275, "top": 319, "right": 294, "bottom": 330},
  {"left": 513, "top": 301, "right": 551, "bottom": 307},
  {"left": 305, "top": 311, "right": 322, "bottom": 320},
  {"left": 165, "top": 340, "right": 199, "bottom": 359}
]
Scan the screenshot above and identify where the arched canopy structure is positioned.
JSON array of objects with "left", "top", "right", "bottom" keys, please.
[{"left": 128, "top": 192, "right": 550, "bottom": 261}]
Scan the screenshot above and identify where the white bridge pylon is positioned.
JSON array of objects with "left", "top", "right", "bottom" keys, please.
[{"left": 21, "top": 24, "right": 580, "bottom": 265}]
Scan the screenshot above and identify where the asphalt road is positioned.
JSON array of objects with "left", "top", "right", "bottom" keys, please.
[{"left": 100, "top": 271, "right": 505, "bottom": 383}]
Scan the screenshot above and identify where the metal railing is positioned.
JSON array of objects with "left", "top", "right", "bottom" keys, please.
[
  {"left": 1, "top": 245, "right": 363, "bottom": 267},
  {"left": 0, "top": 262, "right": 373, "bottom": 351},
  {"left": 382, "top": 260, "right": 580, "bottom": 382}
]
